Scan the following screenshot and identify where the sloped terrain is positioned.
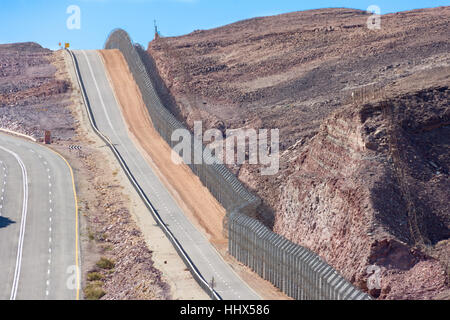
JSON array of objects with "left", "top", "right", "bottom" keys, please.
[
  {"left": 0, "top": 43, "right": 184, "bottom": 300},
  {"left": 145, "top": 7, "right": 450, "bottom": 299},
  {"left": 148, "top": 7, "right": 449, "bottom": 147},
  {"left": 0, "top": 42, "right": 73, "bottom": 140},
  {"left": 276, "top": 85, "right": 449, "bottom": 299}
]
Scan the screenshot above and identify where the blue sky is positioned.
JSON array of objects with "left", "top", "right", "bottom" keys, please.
[{"left": 1, "top": 0, "right": 448, "bottom": 50}]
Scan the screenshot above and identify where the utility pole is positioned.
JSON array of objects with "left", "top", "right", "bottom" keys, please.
[{"left": 154, "top": 20, "right": 159, "bottom": 40}]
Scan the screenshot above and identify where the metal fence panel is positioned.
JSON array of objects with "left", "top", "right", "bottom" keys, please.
[{"left": 104, "top": 29, "right": 371, "bottom": 301}]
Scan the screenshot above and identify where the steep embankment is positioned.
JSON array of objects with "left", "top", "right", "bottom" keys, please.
[
  {"left": 99, "top": 49, "right": 290, "bottom": 300},
  {"left": 147, "top": 7, "right": 450, "bottom": 219},
  {"left": 0, "top": 42, "right": 73, "bottom": 140},
  {"left": 276, "top": 84, "right": 449, "bottom": 299},
  {"left": 144, "top": 7, "right": 450, "bottom": 299},
  {"left": 99, "top": 49, "right": 226, "bottom": 245}
]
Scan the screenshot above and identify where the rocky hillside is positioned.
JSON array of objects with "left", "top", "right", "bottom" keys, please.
[
  {"left": 148, "top": 7, "right": 449, "bottom": 146},
  {"left": 0, "top": 42, "right": 74, "bottom": 141},
  {"left": 276, "top": 84, "right": 449, "bottom": 299},
  {"left": 145, "top": 7, "right": 450, "bottom": 299},
  {"left": 0, "top": 43, "right": 175, "bottom": 300}
]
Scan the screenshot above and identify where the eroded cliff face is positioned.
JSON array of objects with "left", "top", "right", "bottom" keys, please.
[
  {"left": 144, "top": 6, "right": 450, "bottom": 299},
  {"left": 274, "top": 86, "right": 449, "bottom": 299}
]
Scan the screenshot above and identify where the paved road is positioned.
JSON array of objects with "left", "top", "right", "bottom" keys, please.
[
  {"left": 73, "top": 50, "right": 260, "bottom": 300},
  {"left": 0, "top": 133, "right": 79, "bottom": 300}
]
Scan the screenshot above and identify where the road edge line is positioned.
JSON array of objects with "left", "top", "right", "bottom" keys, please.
[
  {"left": 67, "top": 49, "right": 222, "bottom": 300},
  {"left": 0, "top": 145, "right": 29, "bottom": 300},
  {"left": 44, "top": 145, "right": 80, "bottom": 301},
  {"left": 0, "top": 128, "right": 37, "bottom": 142}
]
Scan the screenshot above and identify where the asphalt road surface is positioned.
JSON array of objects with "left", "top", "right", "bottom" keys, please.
[
  {"left": 0, "top": 133, "right": 79, "bottom": 300},
  {"left": 73, "top": 49, "right": 260, "bottom": 300}
]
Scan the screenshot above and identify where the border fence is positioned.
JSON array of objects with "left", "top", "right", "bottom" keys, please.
[
  {"left": 104, "top": 29, "right": 371, "bottom": 300},
  {"left": 67, "top": 49, "right": 221, "bottom": 299}
]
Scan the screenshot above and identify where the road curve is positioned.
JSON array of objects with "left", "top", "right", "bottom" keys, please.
[
  {"left": 72, "top": 49, "right": 260, "bottom": 300},
  {"left": 0, "top": 133, "right": 79, "bottom": 300}
]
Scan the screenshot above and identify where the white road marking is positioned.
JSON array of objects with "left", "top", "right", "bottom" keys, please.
[
  {"left": 0, "top": 146, "right": 29, "bottom": 301},
  {"left": 82, "top": 53, "right": 227, "bottom": 287},
  {"left": 47, "top": 164, "right": 53, "bottom": 299},
  {"left": 81, "top": 50, "right": 253, "bottom": 299},
  {"left": 82, "top": 51, "right": 116, "bottom": 130}
]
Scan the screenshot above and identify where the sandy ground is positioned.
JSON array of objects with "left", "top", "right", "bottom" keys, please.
[
  {"left": 99, "top": 49, "right": 226, "bottom": 245},
  {"left": 59, "top": 49, "right": 208, "bottom": 300},
  {"left": 99, "top": 49, "right": 290, "bottom": 300}
]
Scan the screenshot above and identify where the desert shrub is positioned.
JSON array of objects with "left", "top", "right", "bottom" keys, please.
[
  {"left": 96, "top": 257, "right": 115, "bottom": 270},
  {"left": 84, "top": 281, "right": 105, "bottom": 300},
  {"left": 87, "top": 272, "right": 104, "bottom": 281}
]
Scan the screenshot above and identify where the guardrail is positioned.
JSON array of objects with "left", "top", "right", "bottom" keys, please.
[
  {"left": 0, "top": 128, "right": 37, "bottom": 142},
  {"left": 66, "top": 49, "right": 222, "bottom": 300},
  {"left": 102, "top": 29, "right": 372, "bottom": 300}
]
